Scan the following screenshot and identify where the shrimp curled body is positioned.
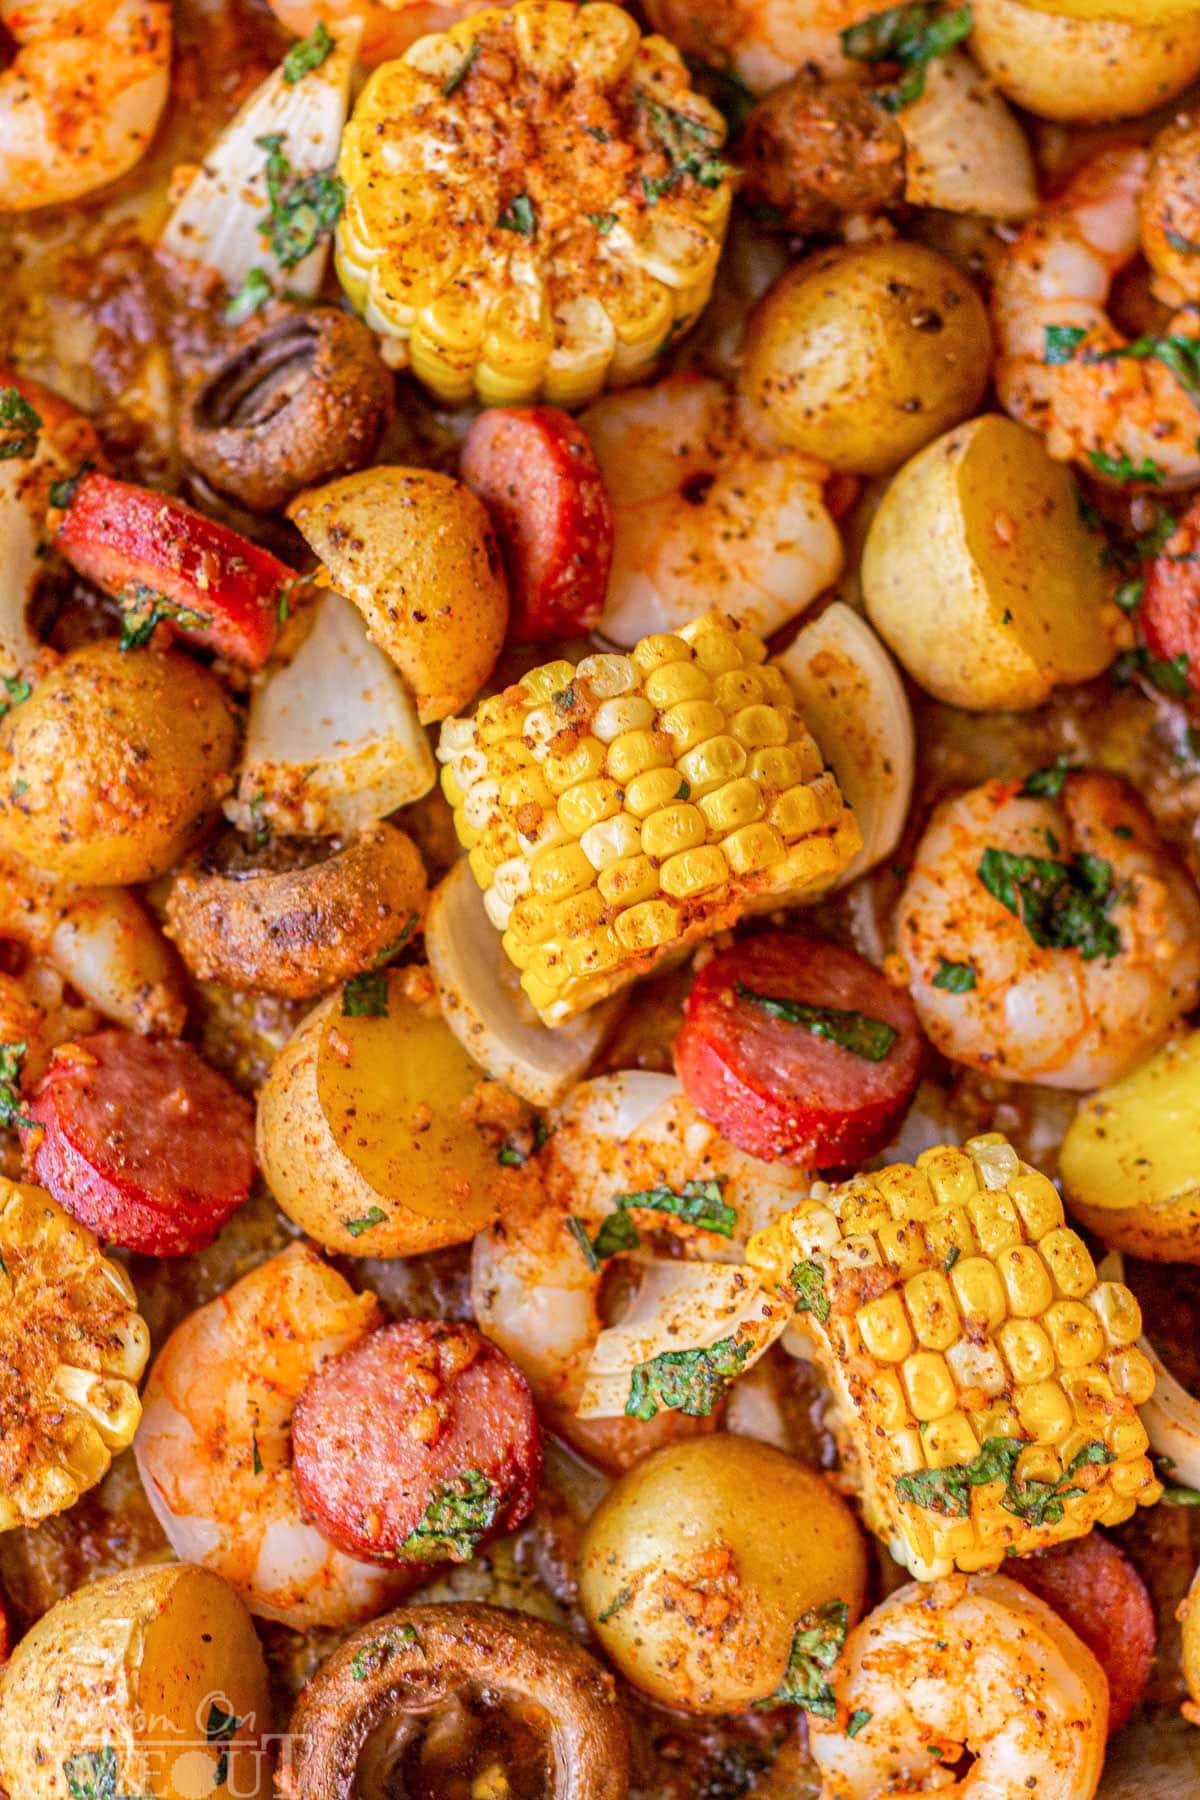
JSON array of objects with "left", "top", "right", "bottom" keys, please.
[
  {"left": 265, "top": 0, "right": 497, "bottom": 63},
  {"left": 0, "top": 0, "right": 171, "bottom": 211},
  {"left": 993, "top": 146, "right": 1200, "bottom": 489},
  {"left": 811, "top": 1573, "right": 1108, "bottom": 1800}
]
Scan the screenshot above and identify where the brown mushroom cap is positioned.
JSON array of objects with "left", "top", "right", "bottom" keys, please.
[
  {"left": 181, "top": 305, "right": 395, "bottom": 514},
  {"left": 277, "top": 1603, "right": 631, "bottom": 1800},
  {"left": 164, "top": 822, "right": 427, "bottom": 999}
]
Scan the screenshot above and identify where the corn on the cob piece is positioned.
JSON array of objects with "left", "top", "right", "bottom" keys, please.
[
  {"left": 0, "top": 1177, "right": 149, "bottom": 1530},
  {"left": 437, "top": 611, "right": 862, "bottom": 1023},
  {"left": 747, "top": 1133, "right": 1161, "bottom": 1581},
  {"left": 336, "top": 0, "right": 733, "bottom": 406}
]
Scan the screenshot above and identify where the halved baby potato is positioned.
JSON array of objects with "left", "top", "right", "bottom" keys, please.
[
  {"left": 969, "top": 0, "right": 1200, "bottom": 124},
  {"left": 1008, "top": 0, "right": 1200, "bottom": 19},
  {"left": 1061, "top": 1031, "right": 1200, "bottom": 1262},
  {"left": 0, "top": 1564, "right": 271, "bottom": 1800},
  {"left": 862, "top": 415, "right": 1121, "bottom": 710}
]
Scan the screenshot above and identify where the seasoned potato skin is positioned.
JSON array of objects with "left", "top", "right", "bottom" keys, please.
[
  {"left": 289, "top": 467, "right": 509, "bottom": 723},
  {"left": 165, "top": 823, "right": 427, "bottom": 999},
  {"left": 740, "top": 241, "right": 991, "bottom": 476},
  {"left": 862, "top": 414, "right": 1119, "bottom": 709},
  {"left": 739, "top": 75, "right": 906, "bottom": 234},
  {"left": 0, "top": 643, "right": 237, "bottom": 885},
  {"left": 969, "top": 0, "right": 1200, "bottom": 124},
  {"left": 579, "top": 1436, "right": 867, "bottom": 1713}
]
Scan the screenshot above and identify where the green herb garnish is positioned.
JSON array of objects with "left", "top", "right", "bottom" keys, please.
[
  {"left": 117, "top": 583, "right": 212, "bottom": 652},
  {"left": 626, "top": 1335, "right": 750, "bottom": 1420},
  {"left": 396, "top": 1469, "right": 499, "bottom": 1562},
  {"left": 897, "top": 1435, "right": 1113, "bottom": 1525},
  {"left": 612, "top": 1175, "right": 736, "bottom": 1236},
  {"left": 225, "top": 267, "right": 273, "bottom": 323},
  {"left": 932, "top": 957, "right": 976, "bottom": 993},
  {"left": 591, "top": 1208, "right": 643, "bottom": 1259},
  {"left": 342, "top": 968, "right": 390, "bottom": 1017},
  {"left": 498, "top": 193, "right": 536, "bottom": 236},
  {"left": 1021, "top": 758, "right": 1072, "bottom": 799},
  {"left": 1088, "top": 448, "right": 1165, "bottom": 486},
  {"left": 0, "top": 386, "right": 41, "bottom": 460},
  {"left": 0, "top": 676, "right": 31, "bottom": 717},
  {"left": 588, "top": 212, "right": 618, "bottom": 234},
  {"left": 598, "top": 1584, "right": 634, "bottom": 1623},
  {"left": 48, "top": 460, "right": 94, "bottom": 510},
  {"left": 1043, "top": 325, "right": 1087, "bottom": 365},
  {"left": 441, "top": 38, "right": 480, "bottom": 95},
  {"left": 735, "top": 983, "right": 898, "bottom": 1061},
  {"left": 255, "top": 132, "right": 345, "bottom": 269},
  {"left": 791, "top": 1258, "right": 830, "bottom": 1324},
  {"left": 0, "top": 1040, "right": 33, "bottom": 1131},
  {"left": 639, "top": 96, "right": 733, "bottom": 202},
  {"left": 351, "top": 1623, "right": 420, "bottom": 1680},
  {"left": 251, "top": 1432, "right": 264, "bottom": 1476},
  {"left": 62, "top": 1748, "right": 152, "bottom": 1799},
  {"left": 283, "top": 20, "right": 334, "bottom": 82},
  {"left": 847, "top": 1708, "right": 872, "bottom": 1738},
  {"left": 755, "top": 1599, "right": 848, "bottom": 1718},
  {"left": 345, "top": 1207, "right": 389, "bottom": 1237},
  {"left": 841, "top": 2, "right": 972, "bottom": 110},
  {"left": 567, "top": 1215, "right": 601, "bottom": 1272},
  {"left": 206, "top": 1701, "right": 241, "bottom": 1788},
  {"left": 977, "top": 845, "right": 1121, "bottom": 960},
  {"left": 1113, "top": 646, "right": 1192, "bottom": 698},
  {"left": 1167, "top": 229, "right": 1200, "bottom": 256}
]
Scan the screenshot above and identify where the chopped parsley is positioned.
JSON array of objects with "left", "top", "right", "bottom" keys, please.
[
  {"left": 847, "top": 1708, "right": 873, "bottom": 1738},
  {"left": 588, "top": 212, "right": 618, "bottom": 235},
  {"left": 351, "top": 1622, "right": 421, "bottom": 1680},
  {"left": 205, "top": 1701, "right": 240, "bottom": 1788},
  {"left": 251, "top": 1432, "right": 264, "bottom": 1476},
  {"left": 497, "top": 1114, "right": 551, "bottom": 1167},
  {"left": 675, "top": 778, "right": 691, "bottom": 799},
  {"left": 62, "top": 1748, "right": 152, "bottom": 1799},
  {"left": 841, "top": 2, "right": 972, "bottom": 110},
  {"left": 0, "top": 676, "right": 30, "bottom": 717},
  {"left": 0, "top": 386, "right": 41, "bottom": 460},
  {"left": 612, "top": 1175, "right": 736, "bottom": 1236},
  {"left": 590, "top": 1209, "right": 643, "bottom": 1259},
  {"left": 755, "top": 1599, "right": 848, "bottom": 1718},
  {"left": 567, "top": 1215, "right": 601, "bottom": 1271},
  {"left": 225, "top": 267, "right": 273, "bottom": 324},
  {"left": 342, "top": 968, "right": 390, "bottom": 1017},
  {"left": 255, "top": 132, "right": 345, "bottom": 270},
  {"left": 396, "top": 1469, "right": 499, "bottom": 1562},
  {"left": 441, "top": 39, "right": 480, "bottom": 95},
  {"left": 683, "top": 56, "right": 757, "bottom": 137},
  {"left": 1088, "top": 448, "right": 1165, "bottom": 487},
  {"left": 282, "top": 19, "right": 334, "bottom": 82},
  {"left": 625, "top": 1335, "right": 750, "bottom": 1420},
  {"left": 1114, "top": 576, "right": 1144, "bottom": 613},
  {"left": 1020, "top": 758, "right": 1072, "bottom": 799},
  {"left": 1167, "top": 229, "right": 1200, "bottom": 256},
  {"left": 791, "top": 1259, "right": 830, "bottom": 1324},
  {"left": 1091, "top": 333, "right": 1200, "bottom": 406},
  {"left": 0, "top": 1040, "right": 33, "bottom": 1131},
  {"left": 639, "top": 97, "right": 732, "bottom": 204},
  {"left": 1043, "top": 325, "right": 1087, "bottom": 365},
  {"left": 553, "top": 683, "right": 577, "bottom": 712},
  {"left": 932, "top": 957, "right": 976, "bottom": 993},
  {"left": 117, "top": 583, "right": 211, "bottom": 652},
  {"left": 943, "top": 1245, "right": 960, "bottom": 1272},
  {"left": 897, "top": 1435, "right": 1113, "bottom": 1526},
  {"left": 345, "top": 1206, "right": 389, "bottom": 1237},
  {"left": 497, "top": 193, "right": 536, "bottom": 236},
  {"left": 977, "top": 845, "right": 1122, "bottom": 961},
  {"left": 1113, "top": 646, "right": 1192, "bottom": 698},
  {"left": 734, "top": 983, "right": 898, "bottom": 1062},
  {"left": 48, "top": 460, "right": 94, "bottom": 510},
  {"left": 598, "top": 1584, "right": 634, "bottom": 1623}
]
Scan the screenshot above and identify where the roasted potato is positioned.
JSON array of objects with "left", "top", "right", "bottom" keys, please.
[
  {"left": 579, "top": 1436, "right": 867, "bottom": 1713},
  {"left": 1005, "top": 0, "right": 1200, "bottom": 20},
  {"left": 969, "top": 0, "right": 1200, "bottom": 122},
  {"left": 740, "top": 242, "right": 991, "bottom": 477},
  {"left": 0, "top": 1564, "right": 271, "bottom": 1800},
  {"left": 1061, "top": 1031, "right": 1200, "bottom": 1262},
  {"left": 862, "top": 415, "right": 1120, "bottom": 709},
  {"left": 0, "top": 643, "right": 237, "bottom": 885},
  {"left": 289, "top": 467, "right": 509, "bottom": 723},
  {"left": 256, "top": 966, "right": 510, "bottom": 1255}
]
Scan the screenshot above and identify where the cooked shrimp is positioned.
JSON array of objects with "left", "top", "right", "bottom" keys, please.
[
  {"left": 896, "top": 772, "right": 1200, "bottom": 1090},
  {"left": 134, "top": 1242, "right": 414, "bottom": 1630},
  {"left": 640, "top": 0, "right": 884, "bottom": 96},
  {"left": 0, "top": 0, "right": 171, "bottom": 211},
  {"left": 266, "top": 0, "right": 497, "bottom": 64},
  {"left": 993, "top": 145, "right": 1200, "bottom": 490},
  {"left": 810, "top": 1573, "right": 1108, "bottom": 1800},
  {"left": 581, "top": 375, "right": 843, "bottom": 647},
  {"left": 471, "top": 1070, "right": 802, "bottom": 1469},
  {"left": 1139, "top": 111, "right": 1200, "bottom": 309}
]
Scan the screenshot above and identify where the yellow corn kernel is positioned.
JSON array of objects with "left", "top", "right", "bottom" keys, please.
[
  {"left": 1109, "top": 1346, "right": 1155, "bottom": 1405},
  {"left": 528, "top": 842, "right": 594, "bottom": 901},
  {"left": 857, "top": 1292, "right": 914, "bottom": 1364},
  {"left": 598, "top": 854, "right": 660, "bottom": 909},
  {"left": 1016, "top": 1379, "right": 1073, "bottom": 1444},
  {"left": 469, "top": 845, "right": 498, "bottom": 890},
  {"left": 878, "top": 1219, "right": 928, "bottom": 1279},
  {"left": 1061, "top": 1369, "right": 1114, "bottom": 1432},
  {"left": 566, "top": 927, "right": 623, "bottom": 978},
  {"left": 946, "top": 1337, "right": 1007, "bottom": 1399},
  {"left": 730, "top": 703, "right": 790, "bottom": 749},
  {"left": 1008, "top": 1171, "right": 1064, "bottom": 1238},
  {"left": 660, "top": 699, "right": 726, "bottom": 753},
  {"left": 1107, "top": 1413, "right": 1150, "bottom": 1461},
  {"left": 711, "top": 669, "right": 765, "bottom": 711},
  {"left": 661, "top": 844, "right": 730, "bottom": 900},
  {"left": 874, "top": 1164, "right": 936, "bottom": 1222},
  {"left": 697, "top": 776, "right": 764, "bottom": 833},
  {"left": 997, "top": 1245, "right": 1053, "bottom": 1318},
  {"left": 921, "top": 1411, "right": 980, "bottom": 1468},
  {"left": 475, "top": 691, "right": 528, "bottom": 743},
  {"left": 1108, "top": 1455, "right": 1155, "bottom": 1499},
  {"left": 747, "top": 744, "right": 809, "bottom": 789},
  {"left": 545, "top": 735, "right": 607, "bottom": 793},
  {"left": 839, "top": 1180, "right": 889, "bottom": 1232},
  {"left": 626, "top": 766, "right": 687, "bottom": 818},
  {"left": 606, "top": 729, "right": 672, "bottom": 784},
  {"left": 592, "top": 695, "right": 656, "bottom": 742},
  {"left": 576, "top": 653, "right": 637, "bottom": 698},
  {"left": 580, "top": 812, "right": 642, "bottom": 870},
  {"left": 613, "top": 898, "right": 681, "bottom": 952},
  {"left": 1043, "top": 1301, "right": 1106, "bottom": 1371},
  {"left": 1039, "top": 1227, "right": 1097, "bottom": 1300},
  {"left": 950, "top": 1257, "right": 1007, "bottom": 1330},
  {"left": 968, "top": 1191, "right": 1023, "bottom": 1258},
  {"left": 867, "top": 1369, "right": 909, "bottom": 1431},
  {"left": 641, "top": 803, "right": 706, "bottom": 860},
  {"left": 644, "top": 660, "right": 711, "bottom": 708},
  {"left": 500, "top": 767, "right": 556, "bottom": 816},
  {"left": 923, "top": 1207, "right": 977, "bottom": 1270},
  {"left": 904, "top": 1271, "right": 960, "bottom": 1352},
  {"left": 768, "top": 783, "right": 823, "bottom": 842},
  {"left": 722, "top": 822, "right": 786, "bottom": 875},
  {"left": 919, "top": 1147, "right": 980, "bottom": 1209},
  {"left": 757, "top": 664, "right": 794, "bottom": 706},
  {"left": 1087, "top": 1281, "right": 1142, "bottom": 1347},
  {"left": 557, "top": 778, "right": 622, "bottom": 837},
  {"left": 521, "top": 660, "right": 576, "bottom": 704},
  {"left": 998, "top": 1318, "right": 1055, "bottom": 1384},
  {"left": 550, "top": 889, "right": 605, "bottom": 940},
  {"left": 677, "top": 735, "right": 747, "bottom": 798},
  {"left": 682, "top": 620, "right": 745, "bottom": 674},
  {"left": 903, "top": 1352, "right": 957, "bottom": 1421},
  {"left": 1015, "top": 1442, "right": 1062, "bottom": 1488},
  {"left": 632, "top": 633, "right": 691, "bottom": 675}
]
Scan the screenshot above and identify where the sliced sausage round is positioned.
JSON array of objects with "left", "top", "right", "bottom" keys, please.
[
  {"left": 21, "top": 1030, "right": 256, "bottom": 1256},
  {"left": 1006, "top": 1532, "right": 1155, "bottom": 1736},
  {"left": 674, "top": 933, "right": 923, "bottom": 1169},
  {"left": 1140, "top": 496, "right": 1200, "bottom": 696},
  {"left": 460, "top": 406, "right": 613, "bottom": 643},
  {"left": 292, "top": 1320, "right": 543, "bottom": 1567}
]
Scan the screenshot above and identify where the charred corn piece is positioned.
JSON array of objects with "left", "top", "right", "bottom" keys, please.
[
  {"left": 0, "top": 1178, "right": 149, "bottom": 1531},
  {"left": 747, "top": 1134, "right": 1161, "bottom": 1581},
  {"left": 336, "top": 0, "right": 733, "bottom": 405},
  {"left": 437, "top": 611, "right": 861, "bottom": 1023}
]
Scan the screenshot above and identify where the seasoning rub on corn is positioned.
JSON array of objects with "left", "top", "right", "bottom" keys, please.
[
  {"left": 336, "top": 0, "right": 734, "bottom": 405},
  {"left": 748, "top": 1134, "right": 1161, "bottom": 1581},
  {"left": 437, "top": 611, "right": 862, "bottom": 1024}
]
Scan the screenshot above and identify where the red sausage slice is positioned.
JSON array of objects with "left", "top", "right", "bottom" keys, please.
[
  {"left": 293, "top": 1320, "right": 543, "bottom": 1567},
  {"left": 21, "top": 1031, "right": 256, "bottom": 1256},
  {"left": 1007, "top": 1532, "right": 1155, "bottom": 1735},
  {"left": 674, "top": 933, "right": 923, "bottom": 1169},
  {"left": 54, "top": 471, "right": 290, "bottom": 669},
  {"left": 1141, "top": 497, "right": 1200, "bottom": 694},
  {"left": 460, "top": 406, "right": 613, "bottom": 643}
]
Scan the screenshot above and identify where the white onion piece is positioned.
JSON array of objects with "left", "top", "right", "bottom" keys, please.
[
  {"left": 577, "top": 1261, "right": 791, "bottom": 1418},
  {"left": 425, "top": 860, "right": 620, "bottom": 1108},
  {"left": 226, "top": 589, "right": 435, "bottom": 838},
  {"left": 556, "top": 1070, "right": 684, "bottom": 1145},
  {"left": 900, "top": 50, "right": 1037, "bottom": 222},
  {"left": 1099, "top": 1251, "right": 1199, "bottom": 1489},
  {"left": 0, "top": 439, "right": 70, "bottom": 678},
  {"left": 775, "top": 602, "right": 915, "bottom": 885},
  {"left": 160, "top": 21, "right": 360, "bottom": 300}
]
